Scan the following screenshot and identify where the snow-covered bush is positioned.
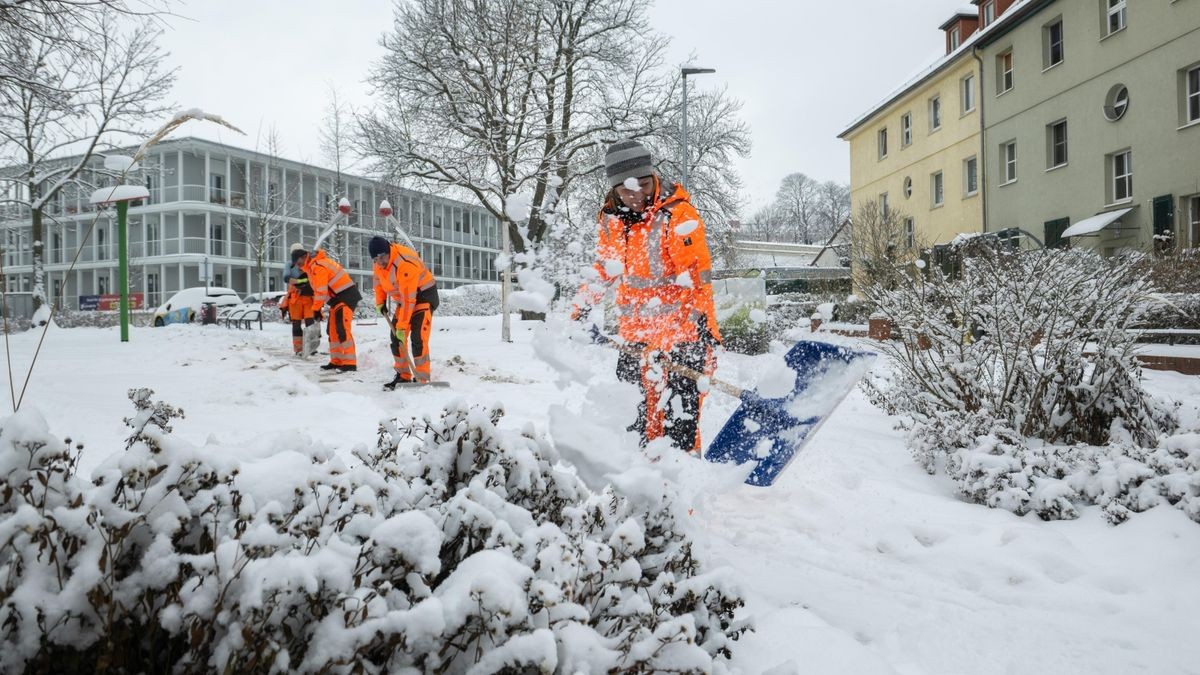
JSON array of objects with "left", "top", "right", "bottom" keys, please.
[
  {"left": 863, "top": 248, "right": 1187, "bottom": 522},
  {"left": 0, "top": 389, "right": 747, "bottom": 672},
  {"left": 714, "top": 277, "right": 769, "bottom": 354},
  {"left": 1138, "top": 292, "right": 1200, "bottom": 337},
  {"left": 436, "top": 283, "right": 510, "bottom": 317}
]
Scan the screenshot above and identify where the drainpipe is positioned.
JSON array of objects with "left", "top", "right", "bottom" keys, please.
[{"left": 972, "top": 44, "right": 988, "bottom": 234}]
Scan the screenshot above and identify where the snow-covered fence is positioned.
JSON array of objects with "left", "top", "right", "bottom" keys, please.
[{"left": 0, "top": 390, "right": 749, "bottom": 672}]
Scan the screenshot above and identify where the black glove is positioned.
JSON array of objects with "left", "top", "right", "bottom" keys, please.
[
  {"left": 280, "top": 307, "right": 288, "bottom": 320},
  {"left": 698, "top": 315, "right": 721, "bottom": 347}
]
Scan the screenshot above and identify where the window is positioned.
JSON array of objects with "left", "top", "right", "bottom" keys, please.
[
  {"left": 1045, "top": 218, "right": 1070, "bottom": 249},
  {"left": 878, "top": 127, "right": 888, "bottom": 159},
  {"left": 1001, "top": 141, "right": 1018, "bottom": 184},
  {"left": 982, "top": 0, "right": 995, "bottom": 26},
  {"left": 903, "top": 176, "right": 913, "bottom": 199},
  {"left": 1105, "top": 84, "right": 1130, "bottom": 121},
  {"left": 880, "top": 192, "right": 890, "bottom": 217},
  {"left": 998, "top": 51, "right": 1014, "bottom": 94},
  {"left": 932, "top": 171, "right": 944, "bottom": 207},
  {"left": 1186, "top": 65, "right": 1200, "bottom": 124},
  {"left": 1044, "top": 19, "right": 1064, "bottom": 68},
  {"left": 950, "top": 27, "right": 961, "bottom": 51},
  {"left": 964, "top": 156, "right": 979, "bottom": 195},
  {"left": 1106, "top": 0, "right": 1126, "bottom": 36},
  {"left": 210, "top": 174, "right": 225, "bottom": 203},
  {"left": 1189, "top": 195, "right": 1200, "bottom": 248},
  {"left": 98, "top": 276, "right": 108, "bottom": 295},
  {"left": 930, "top": 96, "right": 942, "bottom": 130},
  {"left": 905, "top": 218, "right": 915, "bottom": 249},
  {"left": 962, "top": 74, "right": 976, "bottom": 113},
  {"left": 1111, "top": 150, "right": 1132, "bottom": 202},
  {"left": 1047, "top": 120, "right": 1068, "bottom": 168},
  {"left": 901, "top": 113, "right": 912, "bottom": 147}
]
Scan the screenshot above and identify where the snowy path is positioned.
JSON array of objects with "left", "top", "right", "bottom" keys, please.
[{"left": 3, "top": 318, "right": 1199, "bottom": 674}]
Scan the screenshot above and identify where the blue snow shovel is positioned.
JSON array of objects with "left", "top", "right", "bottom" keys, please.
[
  {"left": 589, "top": 329, "right": 874, "bottom": 486},
  {"left": 704, "top": 341, "right": 875, "bottom": 486}
]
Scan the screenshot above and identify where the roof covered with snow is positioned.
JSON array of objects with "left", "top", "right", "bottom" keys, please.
[{"left": 839, "top": 0, "right": 1039, "bottom": 139}]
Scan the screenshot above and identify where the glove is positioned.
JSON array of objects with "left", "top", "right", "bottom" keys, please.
[
  {"left": 698, "top": 315, "right": 721, "bottom": 348},
  {"left": 314, "top": 307, "right": 324, "bottom": 321},
  {"left": 394, "top": 326, "right": 408, "bottom": 343},
  {"left": 376, "top": 302, "right": 388, "bottom": 317},
  {"left": 280, "top": 307, "right": 288, "bottom": 320},
  {"left": 588, "top": 324, "right": 605, "bottom": 344}
]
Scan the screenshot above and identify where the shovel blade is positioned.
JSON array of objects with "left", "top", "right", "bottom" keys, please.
[{"left": 704, "top": 340, "right": 874, "bottom": 487}]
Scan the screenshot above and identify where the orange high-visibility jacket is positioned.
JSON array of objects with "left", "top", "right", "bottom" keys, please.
[
  {"left": 373, "top": 243, "right": 436, "bottom": 328},
  {"left": 304, "top": 250, "right": 357, "bottom": 313},
  {"left": 581, "top": 182, "right": 720, "bottom": 350}
]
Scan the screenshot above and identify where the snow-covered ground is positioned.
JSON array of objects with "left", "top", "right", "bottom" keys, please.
[{"left": 4, "top": 317, "right": 1199, "bottom": 674}]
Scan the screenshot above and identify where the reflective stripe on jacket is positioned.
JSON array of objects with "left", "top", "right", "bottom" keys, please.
[
  {"left": 581, "top": 182, "right": 720, "bottom": 349},
  {"left": 304, "top": 250, "right": 359, "bottom": 312},
  {"left": 373, "top": 243, "right": 437, "bottom": 328}
]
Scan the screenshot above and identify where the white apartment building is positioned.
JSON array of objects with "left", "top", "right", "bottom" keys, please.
[{"left": 1, "top": 137, "right": 503, "bottom": 309}]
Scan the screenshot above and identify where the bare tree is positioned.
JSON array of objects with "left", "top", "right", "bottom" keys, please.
[
  {"left": 0, "top": 0, "right": 169, "bottom": 97},
  {"left": 818, "top": 180, "right": 850, "bottom": 239},
  {"left": 647, "top": 84, "right": 750, "bottom": 227},
  {"left": 0, "top": 8, "right": 175, "bottom": 310},
  {"left": 360, "top": 0, "right": 676, "bottom": 255},
  {"left": 744, "top": 201, "right": 786, "bottom": 242},
  {"left": 774, "top": 172, "right": 822, "bottom": 244},
  {"left": 222, "top": 127, "right": 299, "bottom": 295},
  {"left": 849, "top": 198, "right": 924, "bottom": 291},
  {"left": 317, "top": 86, "right": 359, "bottom": 260}
]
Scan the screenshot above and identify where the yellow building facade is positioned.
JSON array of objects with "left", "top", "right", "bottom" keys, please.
[{"left": 841, "top": 54, "right": 984, "bottom": 249}]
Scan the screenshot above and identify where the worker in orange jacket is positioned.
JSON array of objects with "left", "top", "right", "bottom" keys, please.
[
  {"left": 294, "top": 246, "right": 362, "bottom": 372},
  {"left": 574, "top": 139, "right": 721, "bottom": 454},
  {"left": 280, "top": 243, "right": 317, "bottom": 356},
  {"left": 369, "top": 236, "right": 439, "bottom": 389}
]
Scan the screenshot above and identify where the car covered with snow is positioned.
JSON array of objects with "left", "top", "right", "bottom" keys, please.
[
  {"left": 152, "top": 287, "right": 242, "bottom": 326},
  {"left": 242, "top": 291, "right": 286, "bottom": 308}
]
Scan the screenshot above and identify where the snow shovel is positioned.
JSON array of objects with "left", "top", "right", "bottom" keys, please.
[
  {"left": 590, "top": 330, "right": 874, "bottom": 487},
  {"left": 704, "top": 340, "right": 875, "bottom": 486}
]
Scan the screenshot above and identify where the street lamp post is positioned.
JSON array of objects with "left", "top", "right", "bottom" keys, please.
[
  {"left": 681, "top": 66, "right": 715, "bottom": 189},
  {"left": 89, "top": 155, "right": 149, "bottom": 342}
]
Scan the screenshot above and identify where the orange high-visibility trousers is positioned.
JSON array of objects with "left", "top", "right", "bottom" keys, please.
[
  {"left": 390, "top": 303, "right": 432, "bottom": 382},
  {"left": 327, "top": 303, "right": 356, "bottom": 366}
]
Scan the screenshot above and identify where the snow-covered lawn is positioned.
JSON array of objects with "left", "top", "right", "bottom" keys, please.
[{"left": 4, "top": 317, "right": 1199, "bottom": 674}]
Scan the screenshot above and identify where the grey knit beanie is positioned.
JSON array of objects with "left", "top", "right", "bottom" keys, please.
[{"left": 605, "top": 139, "right": 654, "bottom": 188}]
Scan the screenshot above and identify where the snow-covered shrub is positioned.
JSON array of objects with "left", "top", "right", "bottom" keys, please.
[
  {"left": 714, "top": 277, "right": 769, "bottom": 354},
  {"left": 863, "top": 248, "right": 1184, "bottom": 522},
  {"left": 719, "top": 305, "right": 770, "bottom": 355},
  {"left": 1138, "top": 292, "right": 1200, "bottom": 338},
  {"left": 0, "top": 389, "right": 747, "bottom": 672},
  {"left": 436, "top": 283, "right": 509, "bottom": 316}
]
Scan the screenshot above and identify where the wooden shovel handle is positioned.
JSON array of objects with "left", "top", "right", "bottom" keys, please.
[{"left": 603, "top": 336, "right": 745, "bottom": 399}]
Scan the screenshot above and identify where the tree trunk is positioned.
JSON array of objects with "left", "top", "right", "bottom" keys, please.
[{"left": 31, "top": 206, "right": 45, "bottom": 310}]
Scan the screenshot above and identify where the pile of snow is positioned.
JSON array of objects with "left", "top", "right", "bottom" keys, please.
[{"left": 0, "top": 388, "right": 748, "bottom": 672}]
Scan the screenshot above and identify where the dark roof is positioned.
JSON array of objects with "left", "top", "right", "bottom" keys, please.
[{"left": 939, "top": 12, "right": 978, "bottom": 31}]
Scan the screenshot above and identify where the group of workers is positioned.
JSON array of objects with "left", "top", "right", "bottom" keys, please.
[
  {"left": 279, "top": 235, "right": 438, "bottom": 389},
  {"left": 275, "top": 139, "right": 719, "bottom": 454}
]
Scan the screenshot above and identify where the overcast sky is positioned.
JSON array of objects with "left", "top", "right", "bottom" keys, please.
[{"left": 163, "top": 0, "right": 972, "bottom": 213}]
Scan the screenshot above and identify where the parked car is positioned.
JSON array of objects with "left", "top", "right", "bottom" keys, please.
[
  {"left": 152, "top": 287, "right": 242, "bottom": 326},
  {"left": 242, "top": 291, "right": 286, "bottom": 308}
]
